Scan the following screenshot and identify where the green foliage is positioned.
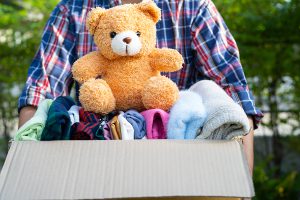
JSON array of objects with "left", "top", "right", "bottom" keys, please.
[
  {"left": 0, "top": 0, "right": 58, "bottom": 83},
  {"left": 0, "top": 0, "right": 58, "bottom": 150},
  {"left": 214, "top": 0, "right": 300, "bottom": 198},
  {"left": 214, "top": 0, "right": 300, "bottom": 109},
  {"left": 253, "top": 157, "right": 300, "bottom": 200},
  {"left": 254, "top": 136, "right": 300, "bottom": 198}
]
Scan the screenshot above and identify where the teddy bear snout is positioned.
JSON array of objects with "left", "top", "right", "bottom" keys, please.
[
  {"left": 123, "top": 37, "right": 132, "bottom": 44},
  {"left": 111, "top": 31, "right": 142, "bottom": 56}
]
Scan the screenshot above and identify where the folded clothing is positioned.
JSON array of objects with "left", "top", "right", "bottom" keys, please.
[
  {"left": 68, "top": 105, "right": 80, "bottom": 125},
  {"left": 167, "top": 91, "right": 206, "bottom": 139},
  {"left": 118, "top": 111, "right": 134, "bottom": 140},
  {"left": 123, "top": 109, "right": 146, "bottom": 139},
  {"left": 141, "top": 109, "right": 169, "bottom": 139},
  {"left": 41, "top": 96, "right": 76, "bottom": 141},
  {"left": 110, "top": 115, "right": 122, "bottom": 140},
  {"left": 190, "top": 80, "right": 250, "bottom": 140},
  {"left": 71, "top": 108, "right": 116, "bottom": 140},
  {"left": 103, "top": 123, "right": 111, "bottom": 140},
  {"left": 15, "top": 99, "right": 53, "bottom": 141}
]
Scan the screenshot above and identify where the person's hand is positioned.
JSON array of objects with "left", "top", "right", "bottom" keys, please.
[
  {"left": 18, "top": 106, "right": 37, "bottom": 128},
  {"left": 243, "top": 117, "right": 254, "bottom": 176}
]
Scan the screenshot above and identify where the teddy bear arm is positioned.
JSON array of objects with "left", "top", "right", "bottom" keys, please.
[
  {"left": 149, "top": 48, "right": 184, "bottom": 72},
  {"left": 72, "top": 51, "right": 107, "bottom": 84}
]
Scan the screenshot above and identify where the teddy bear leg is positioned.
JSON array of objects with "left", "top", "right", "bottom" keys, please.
[
  {"left": 79, "top": 78, "right": 116, "bottom": 114},
  {"left": 142, "top": 76, "right": 179, "bottom": 111}
]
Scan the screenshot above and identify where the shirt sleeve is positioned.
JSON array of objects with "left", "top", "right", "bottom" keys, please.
[
  {"left": 18, "top": 0, "right": 77, "bottom": 112},
  {"left": 191, "top": 0, "right": 263, "bottom": 128}
]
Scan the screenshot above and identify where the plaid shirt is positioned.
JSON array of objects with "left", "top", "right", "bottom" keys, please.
[
  {"left": 18, "top": 0, "right": 263, "bottom": 126},
  {"left": 71, "top": 108, "right": 116, "bottom": 140}
]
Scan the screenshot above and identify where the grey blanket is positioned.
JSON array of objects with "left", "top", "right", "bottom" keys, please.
[{"left": 190, "top": 80, "right": 250, "bottom": 140}]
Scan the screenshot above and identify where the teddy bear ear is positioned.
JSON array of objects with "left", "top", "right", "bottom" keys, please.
[
  {"left": 87, "top": 7, "right": 106, "bottom": 35},
  {"left": 136, "top": 0, "right": 161, "bottom": 23}
]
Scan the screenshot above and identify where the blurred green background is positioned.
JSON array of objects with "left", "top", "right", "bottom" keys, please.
[{"left": 0, "top": 0, "right": 299, "bottom": 199}]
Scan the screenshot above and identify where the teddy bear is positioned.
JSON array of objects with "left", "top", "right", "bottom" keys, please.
[{"left": 72, "top": 1, "right": 184, "bottom": 114}]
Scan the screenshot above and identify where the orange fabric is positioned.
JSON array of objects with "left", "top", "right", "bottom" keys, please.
[{"left": 110, "top": 115, "right": 122, "bottom": 140}]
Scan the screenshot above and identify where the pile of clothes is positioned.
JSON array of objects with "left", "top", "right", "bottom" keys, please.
[{"left": 15, "top": 80, "right": 251, "bottom": 141}]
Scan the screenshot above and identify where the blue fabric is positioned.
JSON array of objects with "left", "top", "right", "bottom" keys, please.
[
  {"left": 124, "top": 109, "right": 146, "bottom": 139},
  {"left": 167, "top": 91, "right": 207, "bottom": 139}
]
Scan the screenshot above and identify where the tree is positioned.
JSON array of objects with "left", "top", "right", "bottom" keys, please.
[
  {"left": 213, "top": 1, "right": 300, "bottom": 198},
  {"left": 0, "top": 0, "right": 58, "bottom": 157},
  {"left": 215, "top": 0, "right": 300, "bottom": 177}
]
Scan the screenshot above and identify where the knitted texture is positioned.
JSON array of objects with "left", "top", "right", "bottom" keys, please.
[{"left": 190, "top": 80, "right": 250, "bottom": 140}]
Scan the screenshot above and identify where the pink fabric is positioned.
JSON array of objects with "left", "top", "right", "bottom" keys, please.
[
  {"left": 140, "top": 109, "right": 169, "bottom": 139},
  {"left": 103, "top": 123, "right": 112, "bottom": 140}
]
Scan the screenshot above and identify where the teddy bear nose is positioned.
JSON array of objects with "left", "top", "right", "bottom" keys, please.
[{"left": 123, "top": 37, "right": 132, "bottom": 44}]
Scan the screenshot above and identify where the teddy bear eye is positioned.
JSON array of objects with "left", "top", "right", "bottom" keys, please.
[
  {"left": 110, "top": 32, "right": 117, "bottom": 38},
  {"left": 136, "top": 31, "right": 141, "bottom": 37}
]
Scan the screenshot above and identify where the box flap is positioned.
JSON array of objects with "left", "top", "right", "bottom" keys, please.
[{"left": 0, "top": 140, "right": 254, "bottom": 199}]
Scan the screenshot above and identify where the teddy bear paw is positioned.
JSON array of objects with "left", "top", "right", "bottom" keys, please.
[
  {"left": 79, "top": 78, "right": 116, "bottom": 114},
  {"left": 142, "top": 76, "right": 179, "bottom": 111}
]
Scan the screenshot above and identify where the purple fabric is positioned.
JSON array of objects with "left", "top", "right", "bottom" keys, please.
[{"left": 103, "top": 123, "right": 112, "bottom": 140}]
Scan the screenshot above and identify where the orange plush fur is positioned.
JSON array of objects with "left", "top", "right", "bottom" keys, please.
[{"left": 72, "top": 1, "right": 183, "bottom": 114}]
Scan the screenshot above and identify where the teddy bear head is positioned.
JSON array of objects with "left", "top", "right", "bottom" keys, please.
[{"left": 87, "top": 1, "right": 161, "bottom": 60}]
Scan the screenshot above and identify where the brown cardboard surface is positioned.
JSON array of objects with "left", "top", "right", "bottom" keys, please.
[{"left": 0, "top": 140, "right": 254, "bottom": 200}]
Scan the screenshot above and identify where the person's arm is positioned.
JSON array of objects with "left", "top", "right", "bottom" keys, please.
[
  {"left": 18, "top": 1, "right": 76, "bottom": 127},
  {"left": 190, "top": 0, "right": 263, "bottom": 172},
  {"left": 244, "top": 116, "right": 254, "bottom": 175},
  {"left": 18, "top": 106, "right": 37, "bottom": 128}
]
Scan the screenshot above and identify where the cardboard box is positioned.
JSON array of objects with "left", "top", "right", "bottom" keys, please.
[{"left": 0, "top": 140, "right": 254, "bottom": 199}]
